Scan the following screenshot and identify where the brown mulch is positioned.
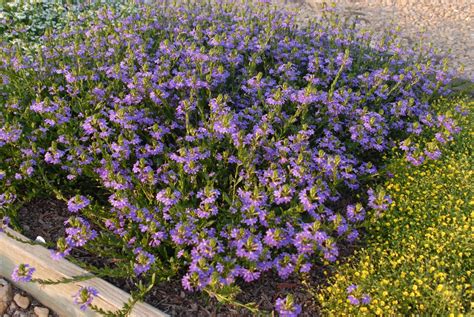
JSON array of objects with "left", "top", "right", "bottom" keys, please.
[
  {"left": 18, "top": 198, "right": 69, "bottom": 243},
  {"left": 16, "top": 197, "right": 363, "bottom": 316}
]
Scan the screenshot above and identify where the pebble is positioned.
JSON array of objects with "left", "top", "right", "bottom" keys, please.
[
  {"left": 33, "top": 307, "right": 49, "bottom": 317},
  {"left": 0, "top": 276, "right": 56, "bottom": 317},
  {"left": 12, "top": 295, "right": 29, "bottom": 310},
  {"left": 0, "top": 279, "right": 12, "bottom": 315}
]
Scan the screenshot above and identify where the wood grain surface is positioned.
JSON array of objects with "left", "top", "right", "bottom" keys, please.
[{"left": 0, "top": 229, "right": 167, "bottom": 317}]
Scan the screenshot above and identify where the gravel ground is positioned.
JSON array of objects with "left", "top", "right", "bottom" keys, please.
[
  {"left": 288, "top": 0, "right": 474, "bottom": 79},
  {"left": 0, "top": 278, "right": 57, "bottom": 317}
]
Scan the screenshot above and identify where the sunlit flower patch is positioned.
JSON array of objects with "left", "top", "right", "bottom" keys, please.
[
  {"left": 317, "top": 98, "right": 472, "bottom": 315},
  {"left": 0, "top": 0, "right": 461, "bottom": 313}
]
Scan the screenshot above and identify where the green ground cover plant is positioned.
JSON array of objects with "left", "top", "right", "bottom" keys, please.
[
  {"left": 316, "top": 96, "right": 473, "bottom": 316},
  {"left": 0, "top": 0, "right": 137, "bottom": 51}
]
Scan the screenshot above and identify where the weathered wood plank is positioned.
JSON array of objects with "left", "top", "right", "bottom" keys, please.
[{"left": 0, "top": 228, "right": 167, "bottom": 317}]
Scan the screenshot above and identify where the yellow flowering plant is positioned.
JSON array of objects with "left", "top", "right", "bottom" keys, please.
[{"left": 316, "top": 96, "right": 473, "bottom": 316}]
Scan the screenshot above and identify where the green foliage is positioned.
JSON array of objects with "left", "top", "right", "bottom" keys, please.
[
  {"left": 0, "top": 0, "right": 70, "bottom": 46},
  {"left": 316, "top": 97, "right": 473, "bottom": 315},
  {"left": 0, "top": 0, "right": 138, "bottom": 50}
]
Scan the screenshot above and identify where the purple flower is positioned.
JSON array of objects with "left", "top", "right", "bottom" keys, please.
[
  {"left": 264, "top": 228, "right": 287, "bottom": 248},
  {"left": 30, "top": 100, "right": 58, "bottom": 114},
  {"left": 44, "top": 148, "right": 64, "bottom": 164},
  {"left": 424, "top": 148, "right": 442, "bottom": 160},
  {"left": 435, "top": 132, "right": 446, "bottom": 144},
  {"left": 0, "top": 193, "right": 16, "bottom": 208},
  {"left": 367, "top": 188, "right": 392, "bottom": 212},
  {"left": 51, "top": 237, "right": 72, "bottom": 260},
  {"left": 346, "top": 284, "right": 357, "bottom": 294},
  {"left": 67, "top": 195, "right": 90, "bottom": 213},
  {"left": 181, "top": 272, "right": 210, "bottom": 291},
  {"left": 0, "top": 123, "right": 22, "bottom": 145},
  {"left": 347, "top": 230, "right": 359, "bottom": 242},
  {"left": 235, "top": 236, "right": 263, "bottom": 261},
  {"left": 238, "top": 268, "right": 261, "bottom": 283},
  {"left": 0, "top": 216, "right": 10, "bottom": 232},
  {"left": 348, "top": 295, "right": 360, "bottom": 305},
  {"left": 274, "top": 185, "right": 294, "bottom": 205},
  {"left": 133, "top": 248, "right": 155, "bottom": 275},
  {"left": 275, "top": 295, "right": 302, "bottom": 317},
  {"left": 337, "top": 223, "right": 348, "bottom": 236},
  {"left": 346, "top": 204, "right": 365, "bottom": 222},
  {"left": 274, "top": 253, "right": 295, "bottom": 279},
  {"left": 361, "top": 294, "right": 371, "bottom": 305},
  {"left": 156, "top": 189, "right": 181, "bottom": 207},
  {"left": 169, "top": 147, "right": 209, "bottom": 175},
  {"left": 50, "top": 248, "right": 71, "bottom": 260},
  {"left": 181, "top": 273, "right": 195, "bottom": 291},
  {"left": 11, "top": 264, "right": 35, "bottom": 282},
  {"left": 73, "top": 286, "right": 98, "bottom": 311}
]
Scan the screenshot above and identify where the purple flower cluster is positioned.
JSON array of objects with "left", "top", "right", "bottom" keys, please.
[
  {"left": 346, "top": 284, "right": 371, "bottom": 306},
  {"left": 67, "top": 195, "right": 90, "bottom": 213},
  {"left": 50, "top": 217, "right": 97, "bottom": 260},
  {"left": 133, "top": 247, "right": 155, "bottom": 275},
  {"left": 0, "top": 0, "right": 458, "bottom": 311},
  {"left": 11, "top": 264, "right": 35, "bottom": 283},
  {"left": 367, "top": 188, "right": 392, "bottom": 213}
]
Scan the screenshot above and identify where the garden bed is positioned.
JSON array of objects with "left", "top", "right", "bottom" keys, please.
[
  {"left": 0, "top": 228, "right": 166, "bottom": 317},
  {"left": 0, "top": 0, "right": 466, "bottom": 315},
  {"left": 15, "top": 198, "right": 355, "bottom": 316}
]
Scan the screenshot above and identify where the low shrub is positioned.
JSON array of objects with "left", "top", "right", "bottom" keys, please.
[
  {"left": 0, "top": 0, "right": 69, "bottom": 45},
  {"left": 0, "top": 0, "right": 137, "bottom": 50},
  {"left": 317, "top": 97, "right": 472, "bottom": 315},
  {"left": 0, "top": 0, "right": 460, "bottom": 313}
]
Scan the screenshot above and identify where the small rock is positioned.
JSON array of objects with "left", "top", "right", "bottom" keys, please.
[
  {"left": 8, "top": 302, "right": 17, "bottom": 312},
  {"left": 0, "top": 279, "right": 12, "bottom": 315},
  {"left": 34, "top": 307, "right": 49, "bottom": 317},
  {"left": 34, "top": 236, "right": 46, "bottom": 244},
  {"left": 13, "top": 294, "right": 29, "bottom": 310}
]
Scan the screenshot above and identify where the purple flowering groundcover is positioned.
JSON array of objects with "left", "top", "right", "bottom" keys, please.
[{"left": 0, "top": 0, "right": 460, "bottom": 315}]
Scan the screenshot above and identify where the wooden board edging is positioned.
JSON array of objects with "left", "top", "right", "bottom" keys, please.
[{"left": 0, "top": 228, "right": 168, "bottom": 317}]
